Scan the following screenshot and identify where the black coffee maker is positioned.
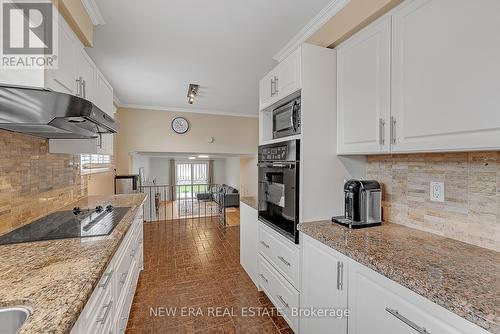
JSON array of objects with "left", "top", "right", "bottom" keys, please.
[{"left": 332, "top": 179, "right": 382, "bottom": 228}]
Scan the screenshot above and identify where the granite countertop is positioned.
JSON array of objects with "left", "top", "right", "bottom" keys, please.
[
  {"left": 0, "top": 193, "right": 147, "bottom": 334},
  {"left": 298, "top": 221, "right": 500, "bottom": 333},
  {"left": 240, "top": 196, "right": 257, "bottom": 210}
]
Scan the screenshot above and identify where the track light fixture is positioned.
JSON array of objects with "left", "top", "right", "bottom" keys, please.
[{"left": 187, "top": 84, "right": 199, "bottom": 104}]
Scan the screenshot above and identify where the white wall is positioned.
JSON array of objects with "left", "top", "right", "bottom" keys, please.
[
  {"left": 131, "top": 154, "right": 150, "bottom": 182},
  {"left": 224, "top": 157, "right": 240, "bottom": 189},
  {"left": 115, "top": 107, "right": 258, "bottom": 174},
  {"left": 149, "top": 158, "right": 171, "bottom": 185},
  {"left": 240, "top": 156, "right": 258, "bottom": 197}
]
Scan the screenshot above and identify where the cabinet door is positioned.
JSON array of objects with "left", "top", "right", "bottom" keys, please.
[
  {"left": 95, "top": 70, "right": 114, "bottom": 116},
  {"left": 78, "top": 50, "right": 96, "bottom": 102},
  {"left": 337, "top": 16, "right": 391, "bottom": 155},
  {"left": 46, "top": 15, "right": 78, "bottom": 95},
  {"left": 239, "top": 202, "right": 259, "bottom": 287},
  {"left": 274, "top": 47, "right": 301, "bottom": 102},
  {"left": 391, "top": 0, "right": 500, "bottom": 152},
  {"left": 300, "top": 234, "right": 347, "bottom": 334},
  {"left": 259, "top": 72, "right": 274, "bottom": 110}
]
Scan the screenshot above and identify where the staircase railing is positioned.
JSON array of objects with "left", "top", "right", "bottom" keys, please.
[{"left": 138, "top": 184, "right": 226, "bottom": 225}]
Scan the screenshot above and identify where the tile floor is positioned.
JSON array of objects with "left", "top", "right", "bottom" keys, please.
[{"left": 126, "top": 217, "right": 293, "bottom": 333}]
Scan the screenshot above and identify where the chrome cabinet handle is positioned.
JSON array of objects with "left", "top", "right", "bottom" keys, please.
[
  {"left": 130, "top": 247, "right": 137, "bottom": 257},
  {"left": 270, "top": 78, "right": 275, "bottom": 96},
  {"left": 260, "top": 240, "right": 270, "bottom": 249},
  {"left": 390, "top": 116, "right": 397, "bottom": 144},
  {"left": 75, "top": 77, "right": 82, "bottom": 96},
  {"left": 274, "top": 76, "right": 279, "bottom": 94},
  {"left": 385, "top": 308, "right": 430, "bottom": 334},
  {"left": 99, "top": 270, "right": 113, "bottom": 289},
  {"left": 277, "top": 295, "right": 289, "bottom": 309},
  {"left": 379, "top": 118, "right": 385, "bottom": 145},
  {"left": 259, "top": 273, "right": 268, "bottom": 283},
  {"left": 337, "top": 262, "right": 344, "bottom": 290},
  {"left": 119, "top": 316, "right": 128, "bottom": 332},
  {"left": 96, "top": 300, "right": 113, "bottom": 324},
  {"left": 277, "top": 256, "right": 291, "bottom": 267},
  {"left": 82, "top": 79, "right": 86, "bottom": 98}
]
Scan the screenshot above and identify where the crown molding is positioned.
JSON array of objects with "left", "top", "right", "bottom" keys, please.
[
  {"left": 81, "top": 0, "right": 105, "bottom": 25},
  {"left": 117, "top": 103, "right": 259, "bottom": 119},
  {"left": 273, "top": 0, "right": 350, "bottom": 62}
]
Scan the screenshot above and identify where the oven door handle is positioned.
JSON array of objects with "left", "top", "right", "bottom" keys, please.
[
  {"left": 291, "top": 101, "right": 299, "bottom": 132},
  {"left": 258, "top": 162, "right": 295, "bottom": 168}
]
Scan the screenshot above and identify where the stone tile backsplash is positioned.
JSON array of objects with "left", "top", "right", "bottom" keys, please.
[
  {"left": 367, "top": 152, "right": 500, "bottom": 251},
  {"left": 0, "top": 130, "right": 87, "bottom": 236}
]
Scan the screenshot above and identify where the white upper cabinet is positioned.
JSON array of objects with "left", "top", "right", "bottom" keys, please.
[
  {"left": 77, "top": 50, "right": 96, "bottom": 102},
  {"left": 391, "top": 0, "right": 500, "bottom": 153},
  {"left": 336, "top": 0, "right": 500, "bottom": 155},
  {"left": 300, "top": 234, "right": 348, "bottom": 334},
  {"left": 45, "top": 17, "right": 78, "bottom": 95},
  {"left": 259, "top": 47, "right": 302, "bottom": 110},
  {"left": 95, "top": 70, "right": 114, "bottom": 116},
  {"left": 337, "top": 16, "right": 391, "bottom": 154}
]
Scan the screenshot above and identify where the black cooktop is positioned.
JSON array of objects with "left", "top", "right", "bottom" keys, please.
[{"left": 0, "top": 206, "right": 130, "bottom": 246}]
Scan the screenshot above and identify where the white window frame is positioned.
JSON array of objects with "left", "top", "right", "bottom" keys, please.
[{"left": 80, "top": 154, "right": 112, "bottom": 174}]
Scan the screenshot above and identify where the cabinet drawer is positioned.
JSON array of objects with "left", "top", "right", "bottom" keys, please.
[
  {"left": 83, "top": 285, "right": 114, "bottom": 334},
  {"left": 115, "top": 223, "right": 140, "bottom": 303},
  {"left": 258, "top": 222, "right": 300, "bottom": 288},
  {"left": 348, "top": 260, "right": 489, "bottom": 334},
  {"left": 79, "top": 261, "right": 114, "bottom": 323},
  {"left": 116, "top": 259, "right": 139, "bottom": 334},
  {"left": 259, "top": 255, "right": 299, "bottom": 332}
]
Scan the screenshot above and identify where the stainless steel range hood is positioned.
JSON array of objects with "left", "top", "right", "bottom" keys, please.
[{"left": 0, "top": 86, "right": 119, "bottom": 139}]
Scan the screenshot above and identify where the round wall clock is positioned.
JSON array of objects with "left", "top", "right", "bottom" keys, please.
[{"left": 171, "top": 117, "right": 189, "bottom": 134}]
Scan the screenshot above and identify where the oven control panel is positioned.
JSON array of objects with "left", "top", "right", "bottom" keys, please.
[{"left": 261, "top": 146, "right": 287, "bottom": 160}]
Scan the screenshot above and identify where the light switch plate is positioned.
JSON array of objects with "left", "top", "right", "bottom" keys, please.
[{"left": 430, "top": 182, "right": 445, "bottom": 202}]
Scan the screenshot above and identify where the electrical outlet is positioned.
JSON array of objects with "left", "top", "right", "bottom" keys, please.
[{"left": 430, "top": 182, "right": 445, "bottom": 202}]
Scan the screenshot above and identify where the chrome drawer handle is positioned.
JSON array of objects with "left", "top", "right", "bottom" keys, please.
[
  {"left": 120, "top": 316, "right": 128, "bottom": 332},
  {"left": 259, "top": 273, "right": 268, "bottom": 283},
  {"left": 277, "top": 295, "right": 289, "bottom": 309},
  {"left": 385, "top": 308, "right": 430, "bottom": 334},
  {"left": 260, "top": 241, "right": 270, "bottom": 249},
  {"left": 99, "top": 270, "right": 113, "bottom": 289},
  {"left": 119, "top": 271, "right": 128, "bottom": 285},
  {"left": 277, "top": 256, "right": 291, "bottom": 267},
  {"left": 96, "top": 300, "right": 113, "bottom": 324}
]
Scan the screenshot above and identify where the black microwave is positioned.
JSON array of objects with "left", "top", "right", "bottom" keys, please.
[{"left": 273, "top": 96, "right": 301, "bottom": 139}]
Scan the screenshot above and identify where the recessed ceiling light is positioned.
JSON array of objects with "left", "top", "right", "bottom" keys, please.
[
  {"left": 198, "top": 155, "right": 209, "bottom": 158},
  {"left": 188, "top": 156, "right": 196, "bottom": 160}
]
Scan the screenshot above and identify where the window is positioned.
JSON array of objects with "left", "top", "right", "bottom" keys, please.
[
  {"left": 80, "top": 154, "right": 112, "bottom": 174},
  {"left": 175, "top": 162, "right": 209, "bottom": 199}
]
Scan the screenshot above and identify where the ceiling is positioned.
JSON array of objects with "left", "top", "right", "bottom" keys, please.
[{"left": 87, "top": 0, "right": 332, "bottom": 117}]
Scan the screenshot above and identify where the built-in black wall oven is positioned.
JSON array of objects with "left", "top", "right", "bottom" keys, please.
[{"left": 258, "top": 139, "right": 300, "bottom": 244}]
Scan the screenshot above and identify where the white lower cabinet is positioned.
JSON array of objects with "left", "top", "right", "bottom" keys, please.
[
  {"left": 70, "top": 205, "right": 144, "bottom": 334},
  {"left": 348, "top": 259, "right": 490, "bottom": 334},
  {"left": 257, "top": 221, "right": 300, "bottom": 333},
  {"left": 258, "top": 222, "right": 300, "bottom": 289},
  {"left": 259, "top": 255, "right": 300, "bottom": 332},
  {"left": 299, "top": 234, "right": 347, "bottom": 334},
  {"left": 239, "top": 202, "right": 259, "bottom": 287},
  {"left": 299, "top": 235, "right": 490, "bottom": 334}
]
